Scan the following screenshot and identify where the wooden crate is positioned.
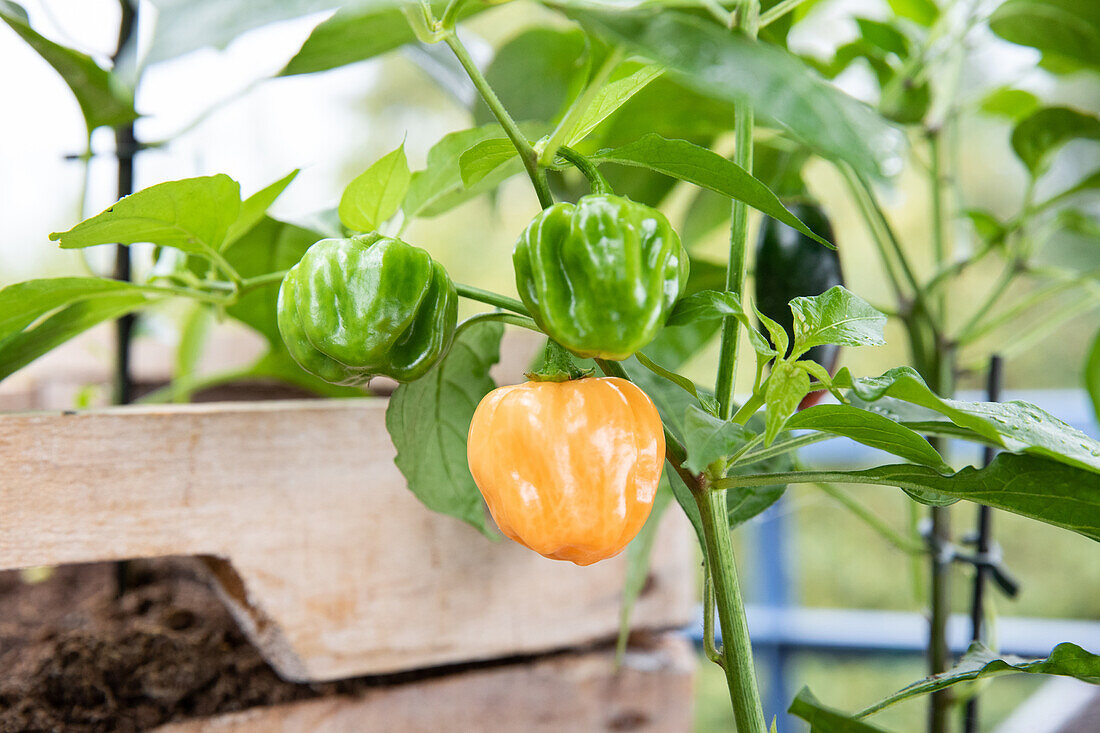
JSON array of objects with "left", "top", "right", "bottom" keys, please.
[
  {"left": 0, "top": 369, "right": 696, "bottom": 683},
  {"left": 153, "top": 633, "right": 695, "bottom": 733}
]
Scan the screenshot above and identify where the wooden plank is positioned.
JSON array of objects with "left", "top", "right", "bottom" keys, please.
[
  {"left": 0, "top": 399, "right": 696, "bottom": 682},
  {"left": 153, "top": 633, "right": 695, "bottom": 733}
]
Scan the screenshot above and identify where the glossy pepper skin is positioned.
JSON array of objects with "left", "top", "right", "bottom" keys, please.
[
  {"left": 513, "top": 194, "right": 689, "bottom": 360},
  {"left": 467, "top": 377, "right": 664, "bottom": 566},
  {"left": 277, "top": 234, "right": 457, "bottom": 385},
  {"left": 755, "top": 202, "right": 843, "bottom": 408}
]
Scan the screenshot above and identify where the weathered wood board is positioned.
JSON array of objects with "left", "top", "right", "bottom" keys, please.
[
  {"left": 154, "top": 633, "right": 695, "bottom": 733},
  {"left": 0, "top": 399, "right": 696, "bottom": 682}
]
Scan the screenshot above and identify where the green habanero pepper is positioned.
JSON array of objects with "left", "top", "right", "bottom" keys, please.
[
  {"left": 277, "top": 234, "right": 457, "bottom": 385},
  {"left": 755, "top": 201, "right": 844, "bottom": 408},
  {"left": 513, "top": 194, "right": 689, "bottom": 360}
]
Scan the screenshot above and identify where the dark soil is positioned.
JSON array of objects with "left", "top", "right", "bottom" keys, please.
[{"left": 0, "top": 558, "right": 354, "bottom": 732}]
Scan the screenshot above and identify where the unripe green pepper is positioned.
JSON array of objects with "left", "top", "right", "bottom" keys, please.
[
  {"left": 513, "top": 194, "right": 689, "bottom": 360},
  {"left": 277, "top": 234, "right": 457, "bottom": 385},
  {"left": 755, "top": 202, "right": 843, "bottom": 408}
]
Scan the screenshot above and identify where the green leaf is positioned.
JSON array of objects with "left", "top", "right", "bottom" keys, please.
[
  {"left": 175, "top": 303, "right": 214, "bottom": 386},
  {"left": 592, "top": 134, "right": 832, "bottom": 246},
  {"left": 787, "top": 404, "right": 949, "bottom": 469},
  {"left": 219, "top": 216, "right": 323, "bottom": 347},
  {"left": 50, "top": 175, "right": 242, "bottom": 261},
  {"left": 758, "top": 454, "right": 1100, "bottom": 541},
  {"left": 144, "top": 0, "right": 366, "bottom": 66},
  {"left": 764, "top": 360, "right": 811, "bottom": 445},
  {"left": 859, "top": 642, "right": 1100, "bottom": 717},
  {"left": 855, "top": 17, "right": 910, "bottom": 58},
  {"left": 0, "top": 277, "right": 146, "bottom": 345},
  {"left": 1011, "top": 107, "right": 1100, "bottom": 175},
  {"left": 567, "top": 62, "right": 664, "bottom": 145},
  {"left": 979, "top": 87, "right": 1041, "bottom": 122},
  {"left": 386, "top": 320, "right": 504, "bottom": 537},
  {"left": 0, "top": 293, "right": 152, "bottom": 383},
  {"left": 835, "top": 366, "right": 1100, "bottom": 474},
  {"left": 887, "top": 0, "right": 938, "bottom": 26},
  {"left": 666, "top": 461, "right": 705, "bottom": 546},
  {"left": 339, "top": 142, "right": 411, "bottom": 232},
  {"left": 223, "top": 170, "right": 299, "bottom": 250},
  {"left": 569, "top": 9, "right": 905, "bottom": 178},
  {"left": 990, "top": 0, "right": 1100, "bottom": 73},
  {"left": 1039, "top": 169, "right": 1100, "bottom": 210},
  {"left": 459, "top": 138, "right": 519, "bottom": 188},
  {"left": 616, "top": 485, "right": 672, "bottom": 662},
  {"left": 682, "top": 405, "right": 754, "bottom": 474},
  {"left": 280, "top": 0, "right": 475, "bottom": 76},
  {"left": 666, "top": 290, "right": 745, "bottom": 327},
  {"left": 754, "top": 302, "right": 790, "bottom": 358},
  {"left": 0, "top": 1, "right": 136, "bottom": 132},
  {"left": 1086, "top": 326, "right": 1100, "bottom": 424},
  {"left": 963, "top": 209, "right": 1007, "bottom": 244},
  {"left": 789, "top": 687, "right": 892, "bottom": 732},
  {"left": 635, "top": 351, "right": 716, "bottom": 413},
  {"left": 666, "top": 289, "right": 777, "bottom": 359},
  {"left": 790, "top": 286, "right": 887, "bottom": 355},
  {"left": 404, "top": 124, "right": 532, "bottom": 219}
]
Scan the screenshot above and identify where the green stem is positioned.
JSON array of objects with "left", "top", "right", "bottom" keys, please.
[
  {"left": 454, "top": 283, "right": 530, "bottom": 315},
  {"left": 456, "top": 311, "right": 540, "bottom": 336},
  {"left": 443, "top": 32, "right": 554, "bottom": 209},
  {"left": 759, "top": 0, "right": 807, "bottom": 26},
  {"left": 735, "top": 431, "right": 832, "bottom": 467},
  {"left": 714, "top": 86, "right": 756, "bottom": 420},
  {"left": 702, "top": 570, "right": 724, "bottom": 666},
  {"left": 239, "top": 270, "right": 288, "bottom": 294},
  {"left": 954, "top": 263, "right": 1019, "bottom": 343},
  {"left": 136, "top": 283, "right": 234, "bottom": 305},
  {"left": 928, "top": 130, "right": 949, "bottom": 322},
  {"left": 814, "top": 482, "right": 926, "bottom": 555},
  {"left": 694, "top": 485, "right": 768, "bottom": 733},
  {"left": 556, "top": 146, "right": 612, "bottom": 195}
]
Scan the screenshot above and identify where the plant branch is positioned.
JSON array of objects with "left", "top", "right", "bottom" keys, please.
[
  {"left": 759, "top": 0, "right": 807, "bottom": 27},
  {"left": 556, "top": 146, "right": 612, "bottom": 195},
  {"left": 443, "top": 32, "right": 554, "bottom": 209},
  {"left": 454, "top": 283, "right": 530, "bottom": 315}
]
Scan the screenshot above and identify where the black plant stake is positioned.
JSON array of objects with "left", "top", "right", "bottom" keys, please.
[
  {"left": 963, "top": 354, "right": 1003, "bottom": 733},
  {"left": 113, "top": 0, "right": 137, "bottom": 597}
]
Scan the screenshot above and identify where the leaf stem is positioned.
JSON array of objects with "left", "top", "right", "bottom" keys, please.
[
  {"left": 238, "top": 270, "right": 288, "bottom": 293},
  {"left": 556, "top": 146, "right": 612, "bottom": 195},
  {"left": 454, "top": 283, "right": 529, "bottom": 315},
  {"left": 456, "top": 311, "right": 541, "bottom": 336},
  {"left": 759, "top": 0, "right": 807, "bottom": 27},
  {"left": 443, "top": 32, "right": 554, "bottom": 209}
]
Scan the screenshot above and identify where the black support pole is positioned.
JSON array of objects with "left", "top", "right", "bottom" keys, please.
[
  {"left": 113, "top": 0, "right": 137, "bottom": 597},
  {"left": 963, "top": 354, "right": 1003, "bottom": 733}
]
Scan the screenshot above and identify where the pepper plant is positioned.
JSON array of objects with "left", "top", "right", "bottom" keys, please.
[{"left": 2, "top": 0, "right": 1100, "bottom": 731}]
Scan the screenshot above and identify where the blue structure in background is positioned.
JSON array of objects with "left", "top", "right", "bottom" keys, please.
[{"left": 691, "top": 389, "right": 1100, "bottom": 728}]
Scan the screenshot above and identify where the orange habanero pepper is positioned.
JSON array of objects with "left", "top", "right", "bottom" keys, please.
[{"left": 467, "top": 376, "right": 664, "bottom": 566}]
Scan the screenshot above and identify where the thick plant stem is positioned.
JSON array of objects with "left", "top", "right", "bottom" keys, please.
[
  {"left": 694, "top": 486, "right": 768, "bottom": 733},
  {"left": 714, "top": 0, "right": 759, "bottom": 419},
  {"left": 443, "top": 32, "right": 553, "bottom": 209}
]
